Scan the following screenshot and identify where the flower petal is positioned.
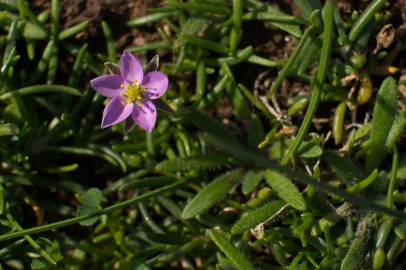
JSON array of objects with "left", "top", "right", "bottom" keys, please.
[
  {"left": 131, "top": 100, "right": 157, "bottom": 132},
  {"left": 120, "top": 51, "right": 143, "bottom": 83},
  {"left": 101, "top": 97, "right": 133, "bottom": 128},
  {"left": 142, "top": 71, "right": 169, "bottom": 99},
  {"left": 90, "top": 75, "right": 124, "bottom": 97}
]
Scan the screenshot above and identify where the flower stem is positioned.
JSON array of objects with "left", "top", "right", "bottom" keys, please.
[{"left": 281, "top": 0, "right": 335, "bottom": 165}]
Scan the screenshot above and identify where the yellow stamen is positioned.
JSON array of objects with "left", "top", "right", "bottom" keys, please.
[
  {"left": 121, "top": 82, "right": 145, "bottom": 105},
  {"left": 120, "top": 83, "right": 124, "bottom": 88}
]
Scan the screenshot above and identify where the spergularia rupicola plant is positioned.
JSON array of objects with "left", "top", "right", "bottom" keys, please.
[{"left": 90, "top": 51, "right": 168, "bottom": 132}]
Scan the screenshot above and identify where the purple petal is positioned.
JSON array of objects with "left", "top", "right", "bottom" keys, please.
[
  {"left": 101, "top": 97, "right": 133, "bottom": 128},
  {"left": 131, "top": 100, "right": 157, "bottom": 132},
  {"left": 142, "top": 71, "right": 169, "bottom": 99},
  {"left": 90, "top": 75, "right": 124, "bottom": 97},
  {"left": 120, "top": 51, "right": 143, "bottom": 83}
]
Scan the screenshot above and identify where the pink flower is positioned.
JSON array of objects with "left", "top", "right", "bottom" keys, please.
[{"left": 90, "top": 51, "right": 168, "bottom": 132}]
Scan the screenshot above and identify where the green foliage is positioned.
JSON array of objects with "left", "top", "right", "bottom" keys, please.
[
  {"left": 231, "top": 200, "right": 285, "bottom": 234},
  {"left": 1, "top": 0, "right": 406, "bottom": 269},
  {"left": 347, "top": 169, "right": 378, "bottom": 193},
  {"left": 264, "top": 170, "right": 307, "bottom": 211},
  {"left": 77, "top": 188, "right": 103, "bottom": 226},
  {"left": 323, "top": 150, "right": 363, "bottom": 185},
  {"left": 0, "top": 123, "right": 18, "bottom": 136},
  {"left": 386, "top": 112, "right": 406, "bottom": 150},
  {"left": 365, "top": 77, "right": 398, "bottom": 173},
  {"left": 241, "top": 170, "right": 264, "bottom": 195},
  {"left": 246, "top": 1, "right": 302, "bottom": 38},
  {"left": 341, "top": 217, "right": 372, "bottom": 270},
  {"left": 30, "top": 238, "right": 63, "bottom": 269},
  {"left": 208, "top": 230, "right": 256, "bottom": 270},
  {"left": 181, "top": 170, "right": 242, "bottom": 219},
  {"left": 155, "top": 153, "right": 229, "bottom": 172}
]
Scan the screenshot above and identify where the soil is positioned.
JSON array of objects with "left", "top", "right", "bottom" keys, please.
[{"left": 32, "top": 0, "right": 165, "bottom": 50}]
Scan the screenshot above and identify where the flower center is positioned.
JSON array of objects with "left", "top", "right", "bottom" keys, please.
[{"left": 121, "top": 82, "right": 144, "bottom": 105}]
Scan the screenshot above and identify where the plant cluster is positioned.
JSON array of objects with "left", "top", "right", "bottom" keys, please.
[{"left": 0, "top": 0, "right": 406, "bottom": 269}]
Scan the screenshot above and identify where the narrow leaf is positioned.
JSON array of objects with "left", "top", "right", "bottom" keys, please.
[
  {"left": 341, "top": 216, "right": 372, "bottom": 270},
  {"left": 323, "top": 150, "right": 363, "bottom": 185},
  {"left": 0, "top": 85, "right": 82, "bottom": 100},
  {"left": 242, "top": 171, "right": 264, "bottom": 195},
  {"left": 365, "top": 77, "right": 397, "bottom": 172},
  {"left": 181, "top": 170, "right": 242, "bottom": 219},
  {"left": 208, "top": 230, "right": 256, "bottom": 270},
  {"left": 231, "top": 200, "right": 285, "bottom": 234},
  {"left": 156, "top": 153, "right": 229, "bottom": 172},
  {"left": 347, "top": 169, "right": 379, "bottom": 193},
  {"left": 264, "top": 170, "right": 306, "bottom": 210},
  {"left": 386, "top": 111, "right": 406, "bottom": 150}
]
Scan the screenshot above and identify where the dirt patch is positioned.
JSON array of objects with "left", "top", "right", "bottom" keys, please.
[{"left": 32, "top": 0, "right": 165, "bottom": 51}]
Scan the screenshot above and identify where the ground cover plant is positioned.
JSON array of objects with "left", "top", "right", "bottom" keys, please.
[{"left": 1, "top": 0, "right": 406, "bottom": 269}]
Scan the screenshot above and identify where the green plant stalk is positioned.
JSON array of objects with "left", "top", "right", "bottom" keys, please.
[
  {"left": 47, "top": 0, "right": 59, "bottom": 84},
  {"left": 195, "top": 61, "right": 206, "bottom": 101},
  {"left": 348, "top": 0, "right": 386, "bottom": 43},
  {"left": 218, "top": 46, "right": 253, "bottom": 66},
  {"left": 0, "top": 181, "right": 186, "bottom": 241},
  {"left": 281, "top": 0, "right": 334, "bottom": 165},
  {"left": 68, "top": 43, "right": 88, "bottom": 87},
  {"left": 387, "top": 236, "right": 403, "bottom": 261},
  {"left": 375, "top": 218, "right": 394, "bottom": 249},
  {"left": 238, "top": 83, "right": 275, "bottom": 120},
  {"left": 0, "top": 85, "right": 82, "bottom": 100},
  {"left": 29, "top": 40, "right": 55, "bottom": 83},
  {"left": 268, "top": 26, "right": 313, "bottom": 99},
  {"left": 242, "top": 12, "right": 304, "bottom": 24},
  {"left": 59, "top": 21, "right": 89, "bottom": 40},
  {"left": 173, "top": 44, "right": 187, "bottom": 74},
  {"left": 127, "top": 12, "right": 174, "bottom": 27},
  {"left": 138, "top": 202, "right": 165, "bottom": 234},
  {"left": 167, "top": 0, "right": 230, "bottom": 15},
  {"left": 229, "top": 0, "right": 243, "bottom": 52},
  {"left": 127, "top": 41, "right": 171, "bottom": 53},
  {"left": 347, "top": 169, "right": 378, "bottom": 193},
  {"left": 386, "top": 147, "right": 399, "bottom": 208},
  {"left": 6, "top": 213, "right": 56, "bottom": 265},
  {"left": 18, "top": 0, "right": 47, "bottom": 34},
  {"left": 185, "top": 35, "right": 229, "bottom": 54},
  {"left": 51, "top": 0, "right": 60, "bottom": 37},
  {"left": 197, "top": 73, "right": 228, "bottom": 109},
  {"left": 101, "top": 21, "right": 117, "bottom": 62}
]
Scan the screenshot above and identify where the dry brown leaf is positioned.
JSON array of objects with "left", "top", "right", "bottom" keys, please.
[{"left": 374, "top": 24, "right": 395, "bottom": 54}]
